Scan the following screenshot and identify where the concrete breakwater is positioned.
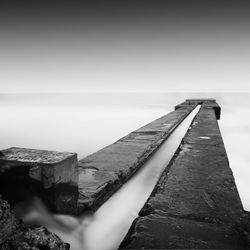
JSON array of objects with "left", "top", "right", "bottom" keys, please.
[
  {"left": 122, "top": 100, "right": 250, "bottom": 249},
  {"left": 0, "top": 99, "right": 249, "bottom": 249}
]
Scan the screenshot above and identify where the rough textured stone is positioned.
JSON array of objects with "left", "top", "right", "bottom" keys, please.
[
  {"left": 123, "top": 103, "right": 250, "bottom": 249},
  {"left": 1, "top": 227, "right": 70, "bottom": 250},
  {"left": 0, "top": 148, "right": 78, "bottom": 214},
  {"left": 0, "top": 197, "right": 19, "bottom": 245},
  {"left": 0, "top": 197, "right": 69, "bottom": 250},
  {"left": 0, "top": 148, "right": 75, "bottom": 165},
  {"left": 77, "top": 106, "right": 196, "bottom": 212}
]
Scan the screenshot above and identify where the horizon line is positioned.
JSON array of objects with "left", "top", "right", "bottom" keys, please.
[{"left": 1, "top": 91, "right": 250, "bottom": 95}]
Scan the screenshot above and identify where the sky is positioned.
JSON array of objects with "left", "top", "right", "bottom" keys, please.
[{"left": 0, "top": 1, "right": 250, "bottom": 93}]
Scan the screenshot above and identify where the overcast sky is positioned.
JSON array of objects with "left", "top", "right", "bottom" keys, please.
[{"left": 1, "top": 1, "right": 250, "bottom": 93}]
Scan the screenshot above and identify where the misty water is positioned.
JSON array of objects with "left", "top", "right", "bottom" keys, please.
[{"left": 0, "top": 92, "right": 249, "bottom": 211}]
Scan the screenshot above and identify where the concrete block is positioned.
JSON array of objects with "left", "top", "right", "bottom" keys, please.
[{"left": 0, "top": 147, "right": 78, "bottom": 214}]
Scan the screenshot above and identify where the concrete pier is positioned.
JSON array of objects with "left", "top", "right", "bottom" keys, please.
[
  {"left": 1, "top": 99, "right": 249, "bottom": 249},
  {"left": 122, "top": 100, "right": 250, "bottom": 249}
]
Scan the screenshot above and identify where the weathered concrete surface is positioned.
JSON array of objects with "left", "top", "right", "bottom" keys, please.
[
  {"left": 78, "top": 106, "right": 196, "bottom": 212},
  {"left": 175, "top": 99, "right": 221, "bottom": 120},
  {"left": 123, "top": 104, "right": 250, "bottom": 249},
  {"left": 0, "top": 196, "right": 69, "bottom": 250},
  {"left": 0, "top": 147, "right": 78, "bottom": 214}
]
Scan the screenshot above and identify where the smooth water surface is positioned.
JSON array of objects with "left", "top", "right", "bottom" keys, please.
[{"left": 0, "top": 92, "right": 249, "bottom": 211}]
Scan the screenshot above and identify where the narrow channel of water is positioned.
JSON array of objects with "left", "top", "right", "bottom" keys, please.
[{"left": 84, "top": 105, "right": 201, "bottom": 250}]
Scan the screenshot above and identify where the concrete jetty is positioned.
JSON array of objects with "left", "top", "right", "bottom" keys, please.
[
  {"left": 122, "top": 100, "right": 250, "bottom": 249},
  {"left": 0, "top": 99, "right": 249, "bottom": 249}
]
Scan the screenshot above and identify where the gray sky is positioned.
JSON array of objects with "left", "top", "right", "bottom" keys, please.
[{"left": 1, "top": 1, "right": 250, "bottom": 93}]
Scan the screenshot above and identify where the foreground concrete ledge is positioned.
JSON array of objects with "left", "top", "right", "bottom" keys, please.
[
  {"left": 0, "top": 147, "right": 78, "bottom": 213},
  {"left": 123, "top": 106, "right": 250, "bottom": 249},
  {"left": 77, "top": 105, "right": 196, "bottom": 211}
]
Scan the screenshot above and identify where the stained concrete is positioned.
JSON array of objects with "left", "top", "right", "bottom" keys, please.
[
  {"left": 0, "top": 147, "right": 78, "bottom": 214},
  {"left": 77, "top": 106, "right": 196, "bottom": 212},
  {"left": 123, "top": 103, "right": 250, "bottom": 249}
]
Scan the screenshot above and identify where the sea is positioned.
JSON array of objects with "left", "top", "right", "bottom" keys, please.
[{"left": 0, "top": 92, "right": 249, "bottom": 211}]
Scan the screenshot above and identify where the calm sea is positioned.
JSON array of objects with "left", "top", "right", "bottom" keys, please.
[{"left": 0, "top": 92, "right": 249, "bottom": 211}]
